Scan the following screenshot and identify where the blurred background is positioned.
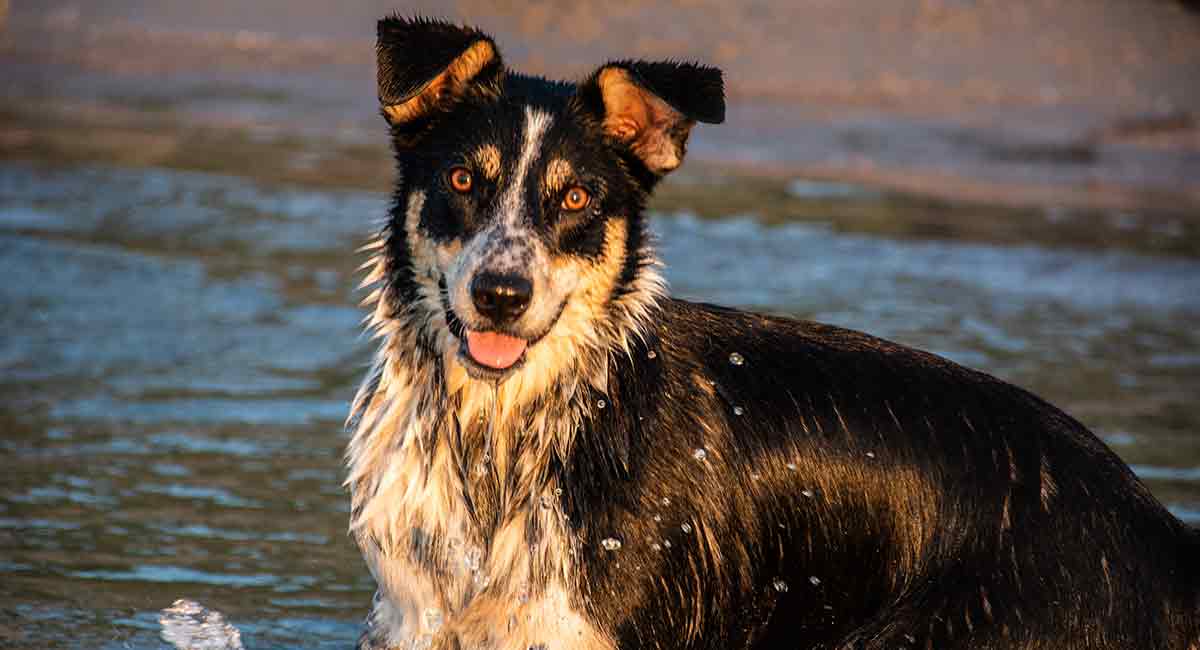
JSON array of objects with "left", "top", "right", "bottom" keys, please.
[{"left": 1, "top": 1, "right": 1198, "bottom": 647}]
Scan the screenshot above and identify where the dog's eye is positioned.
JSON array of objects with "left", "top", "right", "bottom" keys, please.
[
  {"left": 561, "top": 186, "right": 591, "bottom": 211},
  {"left": 448, "top": 167, "right": 474, "bottom": 193}
]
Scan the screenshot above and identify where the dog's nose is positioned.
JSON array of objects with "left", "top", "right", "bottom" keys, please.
[{"left": 471, "top": 272, "right": 533, "bottom": 325}]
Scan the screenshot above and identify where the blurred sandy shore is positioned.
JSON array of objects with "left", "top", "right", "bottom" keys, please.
[{"left": 2, "top": 1, "right": 1199, "bottom": 219}]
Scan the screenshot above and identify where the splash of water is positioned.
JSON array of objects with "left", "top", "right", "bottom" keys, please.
[{"left": 160, "top": 599, "right": 244, "bottom": 650}]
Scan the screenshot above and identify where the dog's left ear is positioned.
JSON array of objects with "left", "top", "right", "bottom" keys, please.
[{"left": 580, "top": 61, "right": 724, "bottom": 174}]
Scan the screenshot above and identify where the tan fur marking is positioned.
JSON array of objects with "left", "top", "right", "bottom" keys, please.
[
  {"left": 549, "top": 217, "right": 629, "bottom": 328},
  {"left": 543, "top": 158, "right": 574, "bottom": 196},
  {"left": 597, "top": 67, "right": 694, "bottom": 173},
  {"left": 472, "top": 144, "right": 502, "bottom": 180},
  {"left": 383, "top": 39, "right": 496, "bottom": 124}
]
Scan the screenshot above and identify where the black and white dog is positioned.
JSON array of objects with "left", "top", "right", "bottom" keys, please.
[{"left": 346, "top": 16, "right": 1200, "bottom": 650}]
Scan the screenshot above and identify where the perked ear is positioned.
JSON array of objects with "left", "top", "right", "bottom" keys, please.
[
  {"left": 584, "top": 60, "right": 725, "bottom": 174},
  {"left": 376, "top": 16, "right": 502, "bottom": 126}
]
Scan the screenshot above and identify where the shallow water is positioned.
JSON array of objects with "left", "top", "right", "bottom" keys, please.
[{"left": 1, "top": 162, "right": 1198, "bottom": 647}]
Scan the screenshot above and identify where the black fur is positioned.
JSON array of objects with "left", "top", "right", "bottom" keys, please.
[
  {"left": 376, "top": 16, "right": 500, "bottom": 107},
  {"left": 566, "top": 302, "right": 1200, "bottom": 648},
  {"left": 359, "top": 16, "right": 1200, "bottom": 650},
  {"left": 591, "top": 60, "right": 726, "bottom": 124}
]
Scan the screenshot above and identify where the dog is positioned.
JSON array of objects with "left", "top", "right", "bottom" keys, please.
[{"left": 345, "top": 16, "right": 1200, "bottom": 650}]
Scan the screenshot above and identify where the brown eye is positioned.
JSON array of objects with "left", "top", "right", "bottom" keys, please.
[
  {"left": 448, "top": 167, "right": 473, "bottom": 193},
  {"left": 561, "top": 186, "right": 591, "bottom": 211}
]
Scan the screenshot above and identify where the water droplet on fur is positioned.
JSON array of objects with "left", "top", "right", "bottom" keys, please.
[
  {"left": 597, "top": 399, "right": 606, "bottom": 409},
  {"left": 681, "top": 523, "right": 692, "bottom": 534},
  {"left": 661, "top": 497, "right": 671, "bottom": 507},
  {"left": 653, "top": 514, "right": 662, "bottom": 522},
  {"left": 801, "top": 489, "right": 815, "bottom": 498},
  {"left": 692, "top": 448, "right": 707, "bottom": 461},
  {"left": 904, "top": 634, "right": 917, "bottom": 643},
  {"left": 809, "top": 576, "right": 822, "bottom": 586},
  {"left": 750, "top": 472, "right": 761, "bottom": 481},
  {"left": 729, "top": 352, "right": 745, "bottom": 366},
  {"left": 601, "top": 537, "right": 622, "bottom": 551},
  {"left": 733, "top": 406, "right": 745, "bottom": 416},
  {"left": 786, "top": 462, "right": 797, "bottom": 471},
  {"left": 866, "top": 451, "right": 876, "bottom": 459},
  {"left": 651, "top": 542, "right": 662, "bottom": 552},
  {"left": 647, "top": 350, "right": 657, "bottom": 359},
  {"left": 663, "top": 540, "right": 673, "bottom": 549},
  {"left": 423, "top": 608, "right": 444, "bottom": 633},
  {"left": 481, "top": 452, "right": 491, "bottom": 464},
  {"left": 772, "top": 578, "right": 789, "bottom": 592},
  {"left": 554, "top": 487, "right": 564, "bottom": 497}
]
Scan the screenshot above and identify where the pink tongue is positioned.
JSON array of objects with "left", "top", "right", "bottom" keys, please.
[{"left": 466, "top": 330, "right": 528, "bottom": 369}]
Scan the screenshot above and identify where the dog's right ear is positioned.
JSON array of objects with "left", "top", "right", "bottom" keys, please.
[
  {"left": 578, "top": 60, "right": 724, "bottom": 175},
  {"left": 376, "top": 17, "right": 502, "bottom": 128}
]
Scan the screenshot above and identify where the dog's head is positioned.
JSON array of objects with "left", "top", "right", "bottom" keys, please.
[{"left": 370, "top": 16, "right": 723, "bottom": 393}]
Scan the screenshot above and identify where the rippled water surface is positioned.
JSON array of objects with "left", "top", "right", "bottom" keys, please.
[{"left": 1, "top": 163, "right": 1198, "bottom": 648}]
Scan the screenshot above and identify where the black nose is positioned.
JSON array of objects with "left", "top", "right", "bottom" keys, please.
[{"left": 471, "top": 272, "right": 533, "bottom": 325}]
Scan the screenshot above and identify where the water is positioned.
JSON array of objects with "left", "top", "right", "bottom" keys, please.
[{"left": 1, "top": 162, "right": 1198, "bottom": 647}]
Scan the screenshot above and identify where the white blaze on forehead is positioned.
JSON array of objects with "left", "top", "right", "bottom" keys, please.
[{"left": 498, "top": 106, "right": 553, "bottom": 227}]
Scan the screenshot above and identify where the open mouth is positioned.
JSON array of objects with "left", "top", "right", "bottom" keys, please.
[
  {"left": 464, "top": 329, "right": 528, "bottom": 371},
  {"left": 441, "top": 293, "right": 568, "bottom": 381}
]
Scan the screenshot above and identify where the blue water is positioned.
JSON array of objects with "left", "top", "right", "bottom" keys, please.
[{"left": 1, "top": 162, "right": 1197, "bottom": 647}]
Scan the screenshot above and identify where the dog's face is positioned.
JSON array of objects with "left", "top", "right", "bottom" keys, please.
[{"left": 374, "top": 18, "right": 723, "bottom": 387}]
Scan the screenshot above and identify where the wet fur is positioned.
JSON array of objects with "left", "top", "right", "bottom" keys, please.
[{"left": 348, "top": 16, "right": 1200, "bottom": 650}]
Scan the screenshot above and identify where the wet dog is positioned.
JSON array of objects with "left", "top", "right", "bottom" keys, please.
[{"left": 346, "top": 16, "right": 1200, "bottom": 650}]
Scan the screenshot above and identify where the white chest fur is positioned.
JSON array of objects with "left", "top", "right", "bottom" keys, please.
[{"left": 346, "top": 353, "right": 613, "bottom": 650}]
